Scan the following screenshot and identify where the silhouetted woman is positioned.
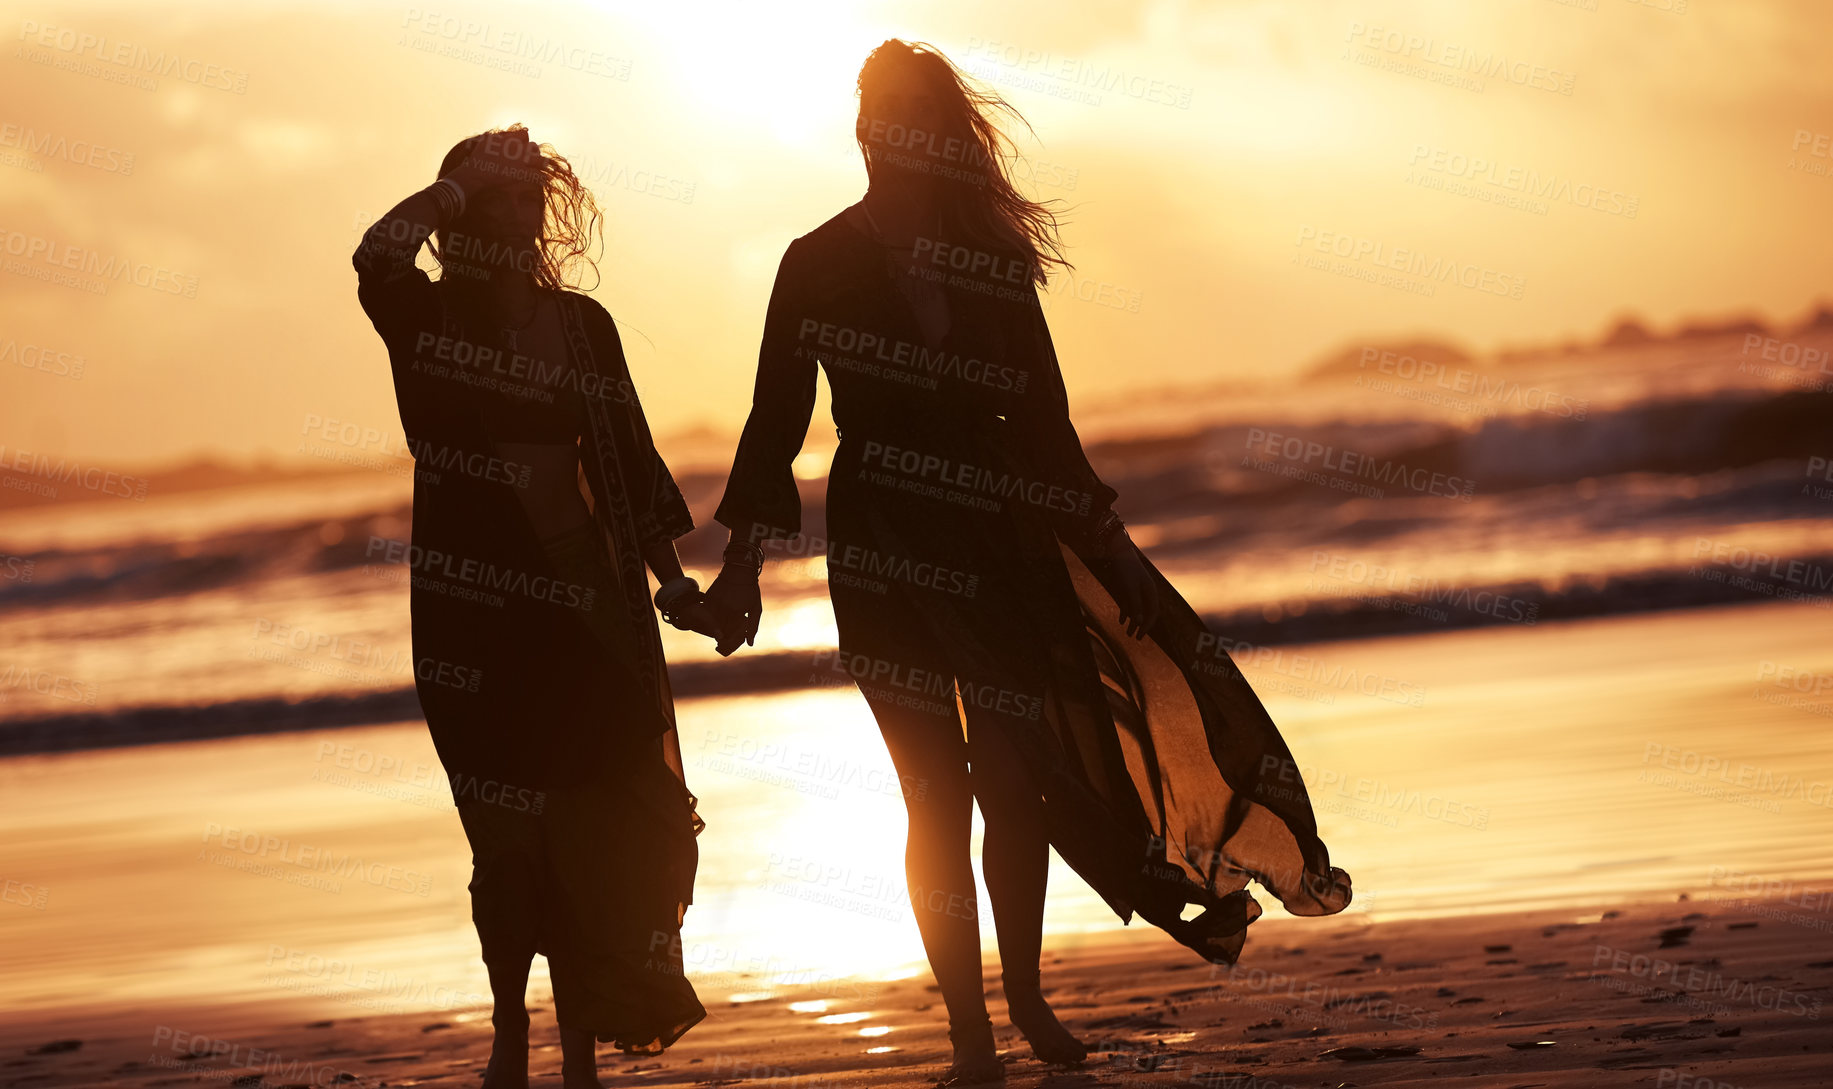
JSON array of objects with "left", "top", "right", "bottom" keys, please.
[
  {"left": 707, "top": 42, "right": 1353, "bottom": 1086},
  {"left": 353, "top": 126, "right": 716, "bottom": 1088}
]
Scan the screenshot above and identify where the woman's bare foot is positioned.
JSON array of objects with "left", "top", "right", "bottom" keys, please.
[
  {"left": 559, "top": 1024, "right": 603, "bottom": 1089},
  {"left": 1004, "top": 987, "right": 1086, "bottom": 1066},
  {"left": 937, "top": 1018, "right": 1004, "bottom": 1087},
  {"left": 480, "top": 1019, "right": 529, "bottom": 1089}
]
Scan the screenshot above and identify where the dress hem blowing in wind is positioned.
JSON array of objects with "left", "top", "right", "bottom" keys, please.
[{"left": 714, "top": 214, "right": 1350, "bottom": 969}]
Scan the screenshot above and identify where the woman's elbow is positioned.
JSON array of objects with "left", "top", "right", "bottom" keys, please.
[{"left": 351, "top": 226, "right": 383, "bottom": 276}]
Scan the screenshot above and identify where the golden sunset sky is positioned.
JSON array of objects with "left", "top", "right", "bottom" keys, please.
[{"left": 5, "top": 0, "right": 1832, "bottom": 466}]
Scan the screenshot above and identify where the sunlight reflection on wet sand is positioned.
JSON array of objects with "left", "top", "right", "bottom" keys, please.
[{"left": 3, "top": 600, "right": 1831, "bottom": 1027}]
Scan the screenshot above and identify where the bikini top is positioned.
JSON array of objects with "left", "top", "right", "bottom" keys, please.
[{"left": 438, "top": 286, "right": 586, "bottom": 446}]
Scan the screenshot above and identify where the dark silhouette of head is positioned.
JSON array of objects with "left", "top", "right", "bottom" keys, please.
[
  {"left": 433, "top": 124, "right": 602, "bottom": 291},
  {"left": 855, "top": 39, "right": 1068, "bottom": 286}
]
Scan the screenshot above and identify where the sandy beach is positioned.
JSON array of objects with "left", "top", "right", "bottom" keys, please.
[
  {"left": 3, "top": 895, "right": 1828, "bottom": 1088},
  {"left": 4, "top": 599, "right": 1832, "bottom": 1085}
]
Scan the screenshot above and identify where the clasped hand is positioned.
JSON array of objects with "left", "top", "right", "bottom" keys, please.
[
  {"left": 703, "top": 566, "right": 762, "bottom": 657},
  {"left": 661, "top": 567, "right": 761, "bottom": 658},
  {"left": 669, "top": 541, "right": 1153, "bottom": 652},
  {"left": 662, "top": 595, "right": 725, "bottom": 642}
]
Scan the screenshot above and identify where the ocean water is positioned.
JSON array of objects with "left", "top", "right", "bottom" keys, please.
[{"left": 3, "top": 328, "right": 1831, "bottom": 739}]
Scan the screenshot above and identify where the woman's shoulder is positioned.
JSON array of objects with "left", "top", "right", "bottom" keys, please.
[
  {"left": 552, "top": 286, "right": 615, "bottom": 327},
  {"left": 547, "top": 288, "right": 631, "bottom": 363},
  {"left": 801, "top": 206, "right": 871, "bottom": 250},
  {"left": 769, "top": 209, "right": 872, "bottom": 286}
]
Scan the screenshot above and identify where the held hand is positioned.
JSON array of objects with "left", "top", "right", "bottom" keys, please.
[
  {"left": 667, "top": 599, "right": 725, "bottom": 643},
  {"left": 705, "top": 564, "right": 762, "bottom": 657},
  {"left": 1109, "top": 540, "right": 1161, "bottom": 640}
]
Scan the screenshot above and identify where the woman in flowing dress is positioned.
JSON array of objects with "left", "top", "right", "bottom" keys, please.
[
  {"left": 353, "top": 126, "right": 717, "bottom": 1088},
  {"left": 706, "top": 41, "right": 1353, "bottom": 1086}
]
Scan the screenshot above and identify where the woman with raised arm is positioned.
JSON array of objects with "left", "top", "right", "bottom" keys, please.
[
  {"left": 706, "top": 41, "right": 1353, "bottom": 1086},
  {"left": 351, "top": 126, "right": 717, "bottom": 1088}
]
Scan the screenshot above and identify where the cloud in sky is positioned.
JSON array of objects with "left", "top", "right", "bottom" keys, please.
[{"left": 3, "top": 0, "right": 1831, "bottom": 464}]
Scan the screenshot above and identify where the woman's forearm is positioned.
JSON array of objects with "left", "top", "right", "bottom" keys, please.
[
  {"left": 354, "top": 186, "right": 446, "bottom": 271},
  {"left": 352, "top": 169, "right": 487, "bottom": 273},
  {"left": 643, "top": 539, "right": 687, "bottom": 586}
]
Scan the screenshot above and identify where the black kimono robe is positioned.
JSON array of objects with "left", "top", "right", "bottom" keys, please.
[
  {"left": 353, "top": 227, "right": 703, "bottom": 1046},
  {"left": 354, "top": 247, "right": 692, "bottom": 789},
  {"left": 715, "top": 211, "right": 1352, "bottom": 964}
]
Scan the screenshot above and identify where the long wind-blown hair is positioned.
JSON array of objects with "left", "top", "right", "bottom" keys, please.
[
  {"left": 856, "top": 40, "right": 1069, "bottom": 287},
  {"left": 432, "top": 123, "right": 602, "bottom": 292}
]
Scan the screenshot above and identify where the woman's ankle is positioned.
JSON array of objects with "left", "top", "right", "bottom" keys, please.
[
  {"left": 559, "top": 1026, "right": 599, "bottom": 1064},
  {"left": 948, "top": 1013, "right": 996, "bottom": 1050},
  {"left": 1001, "top": 973, "right": 1044, "bottom": 1003}
]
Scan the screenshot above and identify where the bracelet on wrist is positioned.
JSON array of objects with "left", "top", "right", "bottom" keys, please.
[
  {"left": 654, "top": 576, "right": 699, "bottom": 616},
  {"left": 722, "top": 540, "right": 765, "bottom": 571},
  {"left": 427, "top": 176, "right": 467, "bottom": 221}
]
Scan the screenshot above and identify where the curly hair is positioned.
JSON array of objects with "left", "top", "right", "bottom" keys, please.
[
  {"left": 855, "top": 39, "right": 1070, "bottom": 287},
  {"left": 431, "top": 123, "right": 602, "bottom": 292}
]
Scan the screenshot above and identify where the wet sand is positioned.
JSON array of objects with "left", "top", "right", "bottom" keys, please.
[
  {"left": 2, "top": 896, "right": 1828, "bottom": 1087},
  {"left": 3, "top": 598, "right": 1831, "bottom": 1084}
]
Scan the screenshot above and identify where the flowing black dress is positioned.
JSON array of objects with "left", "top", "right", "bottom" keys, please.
[
  {"left": 715, "top": 211, "right": 1352, "bottom": 964},
  {"left": 353, "top": 232, "right": 705, "bottom": 1047}
]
